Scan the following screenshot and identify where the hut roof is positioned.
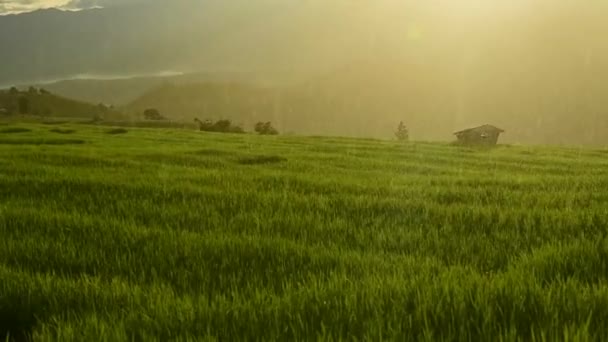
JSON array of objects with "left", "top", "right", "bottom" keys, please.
[{"left": 454, "top": 124, "right": 505, "bottom": 135}]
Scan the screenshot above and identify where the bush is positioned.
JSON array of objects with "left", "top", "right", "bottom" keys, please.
[
  {"left": 195, "top": 119, "right": 244, "bottom": 134},
  {"left": 254, "top": 122, "right": 279, "bottom": 135},
  {"left": 18, "top": 97, "right": 29, "bottom": 115},
  {"left": 143, "top": 109, "right": 165, "bottom": 121},
  {"left": 91, "top": 114, "right": 104, "bottom": 123}
]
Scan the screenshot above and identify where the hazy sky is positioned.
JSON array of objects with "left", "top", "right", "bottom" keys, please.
[{"left": 0, "top": 0, "right": 121, "bottom": 14}]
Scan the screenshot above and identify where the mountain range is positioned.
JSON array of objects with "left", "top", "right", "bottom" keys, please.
[{"left": 2, "top": 1, "right": 608, "bottom": 145}]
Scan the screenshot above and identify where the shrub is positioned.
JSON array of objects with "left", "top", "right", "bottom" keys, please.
[
  {"left": 18, "top": 97, "right": 29, "bottom": 115},
  {"left": 91, "top": 114, "right": 104, "bottom": 123},
  {"left": 143, "top": 109, "right": 165, "bottom": 121},
  {"left": 195, "top": 118, "right": 244, "bottom": 134},
  {"left": 254, "top": 122, "right": 279, "bottom": 135}
]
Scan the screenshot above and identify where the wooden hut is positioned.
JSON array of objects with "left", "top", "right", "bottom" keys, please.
[{"left": 454, "top": 124, "right": 505, "bottom": 146}]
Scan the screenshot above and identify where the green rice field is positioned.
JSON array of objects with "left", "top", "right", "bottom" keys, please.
[{"left": 1, "top": 123, "right": 608, "bottom": 341}]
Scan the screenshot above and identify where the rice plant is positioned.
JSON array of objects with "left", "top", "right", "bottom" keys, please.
[{"left": 1, "top": 123, "right": 607, "bottom": 341}]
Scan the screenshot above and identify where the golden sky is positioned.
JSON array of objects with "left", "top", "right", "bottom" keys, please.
[{"left": 0, "top": 0, "right": 100, "bottom": 14}]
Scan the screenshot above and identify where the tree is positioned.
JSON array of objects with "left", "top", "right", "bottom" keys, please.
[
  {"left": 28, "top": 86, "right": 38, "bottom": 94},
  {"left": 92, "top": 113, "right": 103, "bottom": 122},
  {"left": 395, "top": 121, "right": 409, "bottom": 141},
  {"left": 194, "top": 118, "right": 214, "bottom": 131},
  {"left": 6, "top": 101, "right": 16, "bottom": 115},
  {"left": 42, "top": 107, "right": 52, "bottom": 118},
  {"left": 18, "top": 96, "right": 29, "bottom": 115},
  {"left": 254, "top": 121, "right": 279, "bottom": 135},
  {"left": 143, "top": 108, "right": 164, "bottom": 120},
  {"left": 214, "top": 119, "right": 232, "bottom": 132},
  {"left": 9, "top": 87, "right": 19, "bottom": 95}
]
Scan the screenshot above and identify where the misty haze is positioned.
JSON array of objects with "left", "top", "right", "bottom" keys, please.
[{"left": 1, "top": 1, "right": 608, "bottom": 341}]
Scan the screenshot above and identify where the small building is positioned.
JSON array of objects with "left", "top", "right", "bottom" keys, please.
[{"left": 454, "top": 124, "right": 505, "bottom": 146}]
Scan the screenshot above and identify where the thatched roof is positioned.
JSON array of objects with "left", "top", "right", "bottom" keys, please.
[{"left": 454, "top": 124, "right": 505, "bottom": 135}]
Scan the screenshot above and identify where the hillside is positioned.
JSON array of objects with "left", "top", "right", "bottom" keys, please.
[
  {"left": 1, "top": 122, "right": 608, "bottom": 340},
  {"left": 0, "top": 1, "right": 381, "bottom": 85},
  {"left": 35, "top": 71, "right": 297, "bottom": 106},
  {"left": 2, "top": 1, "right": 608, "bottom": 89},
  {"left": 0, "top": 87, "right": 123, "bottom": 120},
  {"left": 126, "top": 60, "right": 608, "bottom": 146},
  {"left": 126, "top": 83, "right": 279, "bottom": 129},
  {"left": 3, "top": 1, "right": 608, "bottom": 145}
]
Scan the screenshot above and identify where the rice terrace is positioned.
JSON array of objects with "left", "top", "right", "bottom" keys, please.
[
  {"left": 1, "top": 122, "right": 608, "bottom": 341},
  {"left": 3, "top": 0, "right": 608, "bottom": 340}
]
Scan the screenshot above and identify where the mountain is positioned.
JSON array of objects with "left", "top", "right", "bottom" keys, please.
[
  {"left": 32, "top": 71, "right": 301, "bottom": 106},
  {"left": 0, "top": 87, "right": 122, "bottom": 120},
  {"left": 3, "top": 1, "right": 608, "bottom": 145},
  {"left": 0, "top": 1, "right": 387, "bottom": 86},
  {"left": 126, "top": 59, "right": 608, "bottom": 145}
]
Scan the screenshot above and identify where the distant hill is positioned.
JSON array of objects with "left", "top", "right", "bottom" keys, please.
[
  {"left": 34, "top": 71, "right": 299, "bottom": 106},
  {"left": 126, "top": 60, "right": 608, "bottom": 146},
  {"left": 0, "top": 1, "right": 379, "bottom": 86},
  {"left": 3, "top": 1, "right": 608, "bottom": 145},
  {"left": 0, "top": 87, "right": 123, "bottom": 120},
  {"left": 126, "top": 83, "right": 276, "bottom": 128}
]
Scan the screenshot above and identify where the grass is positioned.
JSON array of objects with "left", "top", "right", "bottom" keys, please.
[
  {"left": 49, "top": 128, "right": 76, "bottom": 134},
  {"left": 1, "top": 122, "right": 608, "bottom": 341},
  {"left": 237, "top": 155, "right": 287, "bottom": 165},
  {"left": 0, "top": 138, "right": 85, "bottom": 145},
  {"left": 105, "top": 128, "right": 129, "bottom": 135},
  {"left": 0, "top": 127, "right": 32, "bottom": 134}
]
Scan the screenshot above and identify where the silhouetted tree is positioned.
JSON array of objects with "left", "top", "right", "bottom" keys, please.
[
  {"left": 28, "top": 86, "right": 38, "bottom": 94},
  {"left": 214, "top": 119, "right": 232, "bottom": 132},
  {"left": 395, "top": 121, "right": 409, "bottom": 141},
  {"left": 194, "top": 118, "right": 213, "bottom": 131},
  {"left": 229, "top": 124, "right": 245, "bottom": 134},
  {"left": 254, "top": 121, "right": 279, "bottom": 135},
  {"left": 9, "top": 87, "right": 19, "bottom": 95},
  {"left": 144, "top": 108, "right": 164, "bottom": 120},
  {"left": 18, "top": 97, "right": 29, "bottom": 115}
]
